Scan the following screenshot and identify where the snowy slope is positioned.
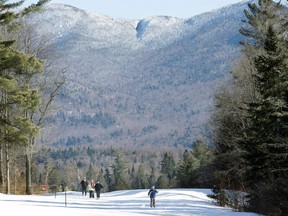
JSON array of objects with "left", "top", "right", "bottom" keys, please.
[{"left": 0, "top": 189, "right": 261, "bottom": 216}]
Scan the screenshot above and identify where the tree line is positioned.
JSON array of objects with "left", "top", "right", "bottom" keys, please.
[{"left": 32, "top": 140, "right": 212, "bottom": 193}]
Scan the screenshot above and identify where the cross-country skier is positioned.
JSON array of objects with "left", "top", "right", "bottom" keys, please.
[
  {"left": 80, "top": 177, "right": 88, "bottom": 196},
  {"left": 148, "top": 186, "right": 158, "bottom": 208},
  {"left": 95, "top": 181, "right": 104, "bottom": 199}
]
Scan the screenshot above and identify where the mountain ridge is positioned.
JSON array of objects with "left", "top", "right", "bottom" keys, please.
[{"left": 26, "top": 1, "right": 250, "bottom": 148}]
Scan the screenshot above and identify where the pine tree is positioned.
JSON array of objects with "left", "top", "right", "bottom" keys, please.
[
  {"left": 133, "top": 165, "right": 148, "bottom": 189},
  {"left": 177, "top": 150, "right": 193, "bottom": 188},
  {"left": 111, "top": 149, "right": 129, "bottom": 190},
  {"left": 130, "top": 164, "right": 137, "bottom": 188},
  {"left": 0, "top": 37, "right": 42, "bottom": 194},
  {"left": 160, "top": 152, "right": 175, "bottom": 181},
  {"left": 177, "top": 140, "right": 212, "bottom": 188},
  {"left": 243, "top": 24, "right": 288, "bottom": 215},
  {"left": 0, "top": 0, "right": 50, "bottom": 194},
  {"left": 191, "top": 140, "right": 213, "bottom": 187},
  {"left": 148, "top": 167, "right": 157, "bottom": 187},
  {"left": 103, "top": 168, "right": 112, "bottom": 192},
  {"left": 239, "top": 0, "right": 288, "bottom": 214},
  {"left": 156, "top": 175, "right": 170, "bottom": 189}
]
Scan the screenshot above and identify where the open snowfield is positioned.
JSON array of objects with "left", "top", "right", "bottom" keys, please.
[{"left": 0, "top": 189, "right": 261, "bottom": 216}]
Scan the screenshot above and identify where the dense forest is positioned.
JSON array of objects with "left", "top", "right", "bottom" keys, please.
[
  {"left": 211, "top": 0, "right": 288, "bottom": 215},
  {"left": 0, "top": 1, "right": 288, "bottom": 216}
]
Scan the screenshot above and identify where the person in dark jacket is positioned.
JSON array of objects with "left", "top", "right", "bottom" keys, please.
[
  {"left": 148, "top": 186, "right": 158, "bottom": 208},
  {"left": 80, "top": 177, "right": 88, "bottom": 196},
  {"left": 95, "top": 181, "right": 104, "bottom": 199}
]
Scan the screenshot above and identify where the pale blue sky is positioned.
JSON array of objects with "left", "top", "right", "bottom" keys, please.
[{"left": 24, "top": 0, "right": 248, "bottom": 19}]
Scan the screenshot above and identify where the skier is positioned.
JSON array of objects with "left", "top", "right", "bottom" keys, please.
[
  {"left": 87, "top": 180, "right": 95, "bottom": 198},
  {"left": 80, "top": 177, "right": 88, "bottom": 196},
  {"left": 95, "top": 181, "right": 104, "bottom": 199},
  {"left": 148, "top": 186, "right": 158, "bottom": 208}
]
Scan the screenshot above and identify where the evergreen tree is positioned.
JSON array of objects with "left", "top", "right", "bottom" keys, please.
[
  {"left": 238, "top": 0, "right": 288, "bottom": 214},
  {"left": 177, "top": 140, "right": 213, "bottom": 188},
  {"left": 103, "top": 168, "right": 113, "bottom": 192},
  {"left": 133, "top": 165, "right": 148, "bottom": 189},
  {"left": 111, "top": 149, "right": 129, "bottom": 190},
  {"left": 242, "top": 22, "right": 288, "bottom": 216},
  {"left": 48, "top": 167, "right": 61, "bottom": 193},
  {"left": 148, "top": 167, "right": 157, "bottom": 188},
  {"left": 156, "top": 175, "right": 170, "bottom": 189},
  {"left": 130, "top": 164, "right": 137, "bottom": 188},
  {"left": 0, "top": 33, "right": 42, "bottom": 194},
  {"left": 0, "top": 0, "right": 50, "bottom": 194},
  {"left": 86, "top": 164, "right": 97, "bottom": 181},
  {"left": 96, "top": 169, "right": 107, "bottom": 191},
  {"left": 191, "top": 140, "right": 213, "bottom": 187},
  {"left": 211, "top": 1, "right": 284, "bottom": 203},
  {"left": 160, "top": 152, "right": 175, "bottom": 181},
  {"left": 177, "top": 150, "right": 193, "bottom": 188},
  {"left": 210, "top": 50, "right": 259, "bottom": 194}
]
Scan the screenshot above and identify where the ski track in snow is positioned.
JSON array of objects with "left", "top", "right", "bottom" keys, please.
[{"left": 0, "top": 189, "right": 262, "bottom": 216}]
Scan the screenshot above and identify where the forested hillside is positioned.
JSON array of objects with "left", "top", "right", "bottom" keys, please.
[{"left": 24, "top": 2, "right": 248, "bottom": 149}]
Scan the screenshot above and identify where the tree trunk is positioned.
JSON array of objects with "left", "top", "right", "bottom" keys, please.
[
  {"left": 0, "top": 146, "right": 3, "bottom": 192},
  {"left": 25, "top": 153, "right": 32, "bottom": 195},
  {"left": 5, "top": 145, "right": 10, "bottom": 194}
]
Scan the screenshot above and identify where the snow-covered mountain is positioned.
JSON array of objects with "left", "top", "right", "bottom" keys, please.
[{"left": 27, "top": 1, "right": 250, "bottom": 148}]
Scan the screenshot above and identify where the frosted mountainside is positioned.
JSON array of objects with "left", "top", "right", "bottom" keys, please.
[
  {"left": 30, "top": 1, "right": 249, "bottom": 50},
  {"left": 26, "top": 1, "right": 251, "bottom": 148}
]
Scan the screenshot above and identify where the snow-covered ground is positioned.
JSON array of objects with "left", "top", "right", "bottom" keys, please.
[{"left": 0, "top": 188, "right": 262, "bottom": 216}]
